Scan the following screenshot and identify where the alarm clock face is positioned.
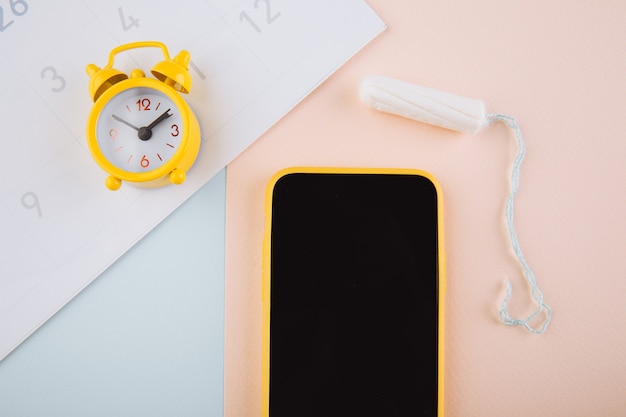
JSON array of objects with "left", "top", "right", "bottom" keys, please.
[{"left": 96, "top": 87, "right": 184, "bottom": 173}]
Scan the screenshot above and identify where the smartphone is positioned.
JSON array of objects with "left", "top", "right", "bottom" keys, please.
[{"left": 262, "top": 167, "right": 445, "bottom": 417}]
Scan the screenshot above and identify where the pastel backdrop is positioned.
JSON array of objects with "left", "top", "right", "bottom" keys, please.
[{"left": 225, "top": 1, "right": 626, "bottom": 416}]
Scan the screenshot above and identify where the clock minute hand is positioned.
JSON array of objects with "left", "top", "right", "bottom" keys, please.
[
  {"left": 138, "top": 109, "right": 172, "bottom": 141},
  {"left": 112, "top": 114, "right": 140, "bottom": 131}
]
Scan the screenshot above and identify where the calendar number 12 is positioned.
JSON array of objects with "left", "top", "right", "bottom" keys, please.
[{"left": 240, "top": 0, "right": 281, "bottom": 33}]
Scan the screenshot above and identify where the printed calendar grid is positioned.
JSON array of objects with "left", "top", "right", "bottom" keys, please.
[{"left": 0, "top": 0, "right": 385, "bottom": 360}]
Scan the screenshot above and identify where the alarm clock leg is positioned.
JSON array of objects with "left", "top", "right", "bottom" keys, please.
[
  {"left": 169, "top": 169, "right": 186, "bottom": 185},
  {"left": 105, "top": 175, "right": 122, "bottom": 191}
]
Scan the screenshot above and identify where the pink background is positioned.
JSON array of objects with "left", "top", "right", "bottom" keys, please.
[{"left": 224, "top": 1, "right": 626, "bottom": 416}]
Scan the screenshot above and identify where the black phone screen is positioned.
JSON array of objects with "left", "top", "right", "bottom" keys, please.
[{"left": 268, "top": 172, "right": 441, "bottom": 417}]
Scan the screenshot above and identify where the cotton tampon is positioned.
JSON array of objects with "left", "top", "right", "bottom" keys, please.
[{"left": 359, "top": 75, "right": 487, "bottom": 135}]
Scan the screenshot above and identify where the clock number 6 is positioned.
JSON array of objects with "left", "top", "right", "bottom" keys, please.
[{"left": 140, "top": 155, "right": 150, "bottom": 168}]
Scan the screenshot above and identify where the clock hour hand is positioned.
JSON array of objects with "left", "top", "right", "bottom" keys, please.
[
  {"left": 138, "top": 109, "right": 172, "bottom": 141},
  {"left": 112, "top": 114, "right": 139, "bottom": 131},
  {"left": 147, "top": 109, "right": 172, "bottom": 130}
]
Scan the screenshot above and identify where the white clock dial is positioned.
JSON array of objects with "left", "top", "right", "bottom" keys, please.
[{"left": 96, "top": 87, "right": 184, "bottom": 173}]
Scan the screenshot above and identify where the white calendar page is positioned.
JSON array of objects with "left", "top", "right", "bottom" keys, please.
[{"left": 0, "top": 0, "right": 385, "bottom": 360}]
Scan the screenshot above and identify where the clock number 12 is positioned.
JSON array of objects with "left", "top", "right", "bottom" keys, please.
[
  {"left": 0, "top": 0, "right": 29, "bottom": 32},
  {"left": 137, "top": 98, "right": 151, "bottom": 111},
  {"left": 240, "top": 0, "right": 281, "bottom": 33}
]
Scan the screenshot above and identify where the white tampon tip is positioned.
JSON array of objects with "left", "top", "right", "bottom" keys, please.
[{"left": 359, "top": 75, "right": 488, "bottom": 135}]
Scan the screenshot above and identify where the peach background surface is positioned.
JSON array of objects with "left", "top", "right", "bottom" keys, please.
[{"left": 225, "top": 1, "right": 626, "bottom": 416}]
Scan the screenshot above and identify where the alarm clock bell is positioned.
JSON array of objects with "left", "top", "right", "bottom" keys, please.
[{"left": 86, "top": 41, "right": 192, "bottom": 101}]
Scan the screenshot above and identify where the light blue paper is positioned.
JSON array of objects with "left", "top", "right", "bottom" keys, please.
[{"left": 0, "top": 169, "right": 226, "bottom": 417}]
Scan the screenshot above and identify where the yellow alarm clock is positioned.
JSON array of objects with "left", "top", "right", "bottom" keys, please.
[{"left": 86, "top": 41, "right": 201, "bottom": 190}]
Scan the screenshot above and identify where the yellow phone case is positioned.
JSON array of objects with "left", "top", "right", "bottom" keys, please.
[{"left": 261, "top": 166, "right": 446, "bottom": 417}]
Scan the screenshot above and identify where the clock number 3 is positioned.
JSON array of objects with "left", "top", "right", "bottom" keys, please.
[
  {"left": 0, "top": 0, "right": 29, "bottom": 32},
  {"left": 41, "top": 66, "right": 66, "bottom": 92},
  {"left": 240, "top": 0, "right": 281, "bottom": 33},
  {"left": 21, "top": 191, "right": 42, "bottom": 219}
]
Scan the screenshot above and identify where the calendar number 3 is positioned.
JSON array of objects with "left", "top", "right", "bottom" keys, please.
[
  {"left": 41, "top": 66, "right": 66, "bottom": 92},
  {"left": 240, "top": 0, "right": 281, "bottom": 34},
  {"left": 0, "top": 0, "right": 29, "bottom": 32}
]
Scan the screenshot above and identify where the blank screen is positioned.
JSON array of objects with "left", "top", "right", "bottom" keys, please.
[{"left": 269, "top": 173, "right": 439, "bottom": 417}]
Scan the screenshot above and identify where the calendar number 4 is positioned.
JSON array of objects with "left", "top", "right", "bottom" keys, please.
[
  {"left": 118, "top": 7, "right": 139, "bottom": 32},
  {"left": 240, "top": 0, "right": 281, "bottom": 34}
]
